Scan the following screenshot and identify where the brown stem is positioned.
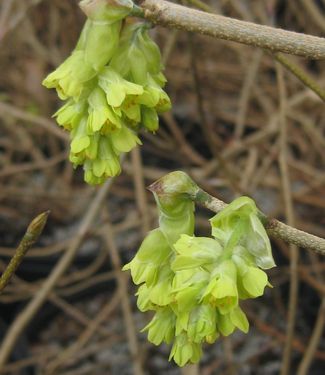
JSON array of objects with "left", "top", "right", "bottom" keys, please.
[
  {"left": 0, "top": 211, "right": 49, "bottom": 294},
  {"left": 137, "top": 0, "right": 325, "bottom": 59}
]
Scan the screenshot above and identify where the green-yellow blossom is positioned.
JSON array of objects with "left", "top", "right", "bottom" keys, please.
[
  {"left": 169, "top": 332, "right": 202, "bottom": 367},
  {"left": 210, "top": 196, "right": 276, "bottom": 269},
  {"left": 43, "top": 0, "right": 171, "bottom": 185},
  {"left": 142, "top": 307, "right": 176, "bottom": 345},
  {"left": 124, "top": 182, "right": 275, "bottom": 367},
  {"left": 122, "top": 228, "right": 171, "bottom": 286},
  {"left": 43, "top": 51, "right": 96, "bottom": 100}
]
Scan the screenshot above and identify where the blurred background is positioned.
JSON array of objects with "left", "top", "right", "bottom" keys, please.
[{"left": 0, "top": 0, "right": 324, "bottom": 374}]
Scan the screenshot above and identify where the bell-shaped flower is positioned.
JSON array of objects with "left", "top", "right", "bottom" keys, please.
[
  {"left": 172, "top": 269, "right": 210, "bottom": 333},
  {"left": 210, "top": 196, "right": 257, "bottom": 231},
  {"left": 238, "top": 266, "right": 269, "bottom": 299},
  {"left": 169, "top": 332, "right": 202, "bottom": 367},
  {"left": 229, "top": 306, "right": 249, "bottom": 333},
  {"left": 136, "top": 284, "right": 154, "bottom": 312},
  {"left": 217, "top": 306, "right": 249, "bottom": 336},
  {"left": 203, "top": 260, "right": 238, "bottom": 314},
  {"left": 138, "top": 75, "right": 171, "bottom": 112},
  {"left": 232, "top": 246, "right": 269, "bottom": 298},
  {"left": 210, "top": 197, "right": 275, "bottom": 269},
  {"left": 187, "top": 304, "right": 217, "bottom": 343},
  {"left": 42, "top": 51, "right": 96, "bottom": 100},
  {"left": 98, "top": 67, "right": 143, "bottom": 108},
  {"left": 111, "top": 124, "right": 142, "bottom": 153},
  {"left": 142, "top": 307, "right": 176, "bottom": 345},
  {"left": 87, "top": 87, "right": 122, "bottom": 133},
  {"left": 110, "top": 23, "right": 162, "bottom": 85},
  {"left": 136, "top": 25, "right": 163, "bottom": 76},
  {"left": 54, "top": 99, "right": 87, "bottom": 131},
  {"left": 70, "top": 117, "right": 90, "bottom": 155},
  {"left": 82, "top": 136, "right": 121, "bottom": 184},
  {"left": 121, "top": 97, "right": 142, "bottom": 123},
  {"left": 147, "top": 265, "right": 174, "bottom": 306},
  {"left": 122, "top": 228, "right": 171, "bottom": 286},
  {"left": 244, "top": 213, "right": 275, "bottom": 269},
  {"left": 141, "top": 107, "right": 159, "bottom": 132},
  {"left": 172, "top": 234, "right": 222, "bottom": 271}
]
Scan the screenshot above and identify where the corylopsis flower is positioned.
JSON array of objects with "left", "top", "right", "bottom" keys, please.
[
  {"left": 124, "top": 174, "right": 275, "bottom": 367},
  {"left": 43, "top": 0, "right": 171, "bottom": 184}
]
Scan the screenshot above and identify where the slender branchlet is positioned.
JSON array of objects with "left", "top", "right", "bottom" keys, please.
[{"left": 0, "top": 211, "right": 50, "bottom": 293}]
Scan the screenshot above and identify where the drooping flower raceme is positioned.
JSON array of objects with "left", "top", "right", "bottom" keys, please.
[
  {"left": 43, "top": 0, "right": 171, "bottom": 184},
  {"left": 123, "top": 172, "right": 275, "bottom": 367}
]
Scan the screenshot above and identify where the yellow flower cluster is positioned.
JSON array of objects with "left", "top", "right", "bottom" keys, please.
[
  {"left": 43, "top": 0, "right": 171, "bottom": 184},
  {"left": 124, "top": 173, "right": 275, "bottom": 367}
]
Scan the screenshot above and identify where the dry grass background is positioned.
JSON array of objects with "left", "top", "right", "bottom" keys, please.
[{"left": 0, "top": 0, "right": 324, "bottom": 374}]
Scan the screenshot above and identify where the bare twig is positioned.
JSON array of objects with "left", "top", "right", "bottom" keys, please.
[
  {"left": 235, "top": 50, "right": 263, "bottom": 138},
  {"left": 137, "top": 0, "right": 325, "bottom": 59},
  {"left": 297, "top": 298, "right": 325, "bottom": 375},
  {"left": 187, "top": 32, "right": 242, "bottom": 194},
  {"left": 102, "top": 217, "right": 144, "bottom": 375},
  {"left": 0, "top": 211, "right": 49, "bottom": 293},
  {"left": 185, "top": 0, "right": 325, "bottom": 102},
  {"left": 273, "top": 53, "right": 325, "bottom": 101},
  {"left": 131, "top": 147, "right": 150, "bottom": 235},
  {"left": 276, "top": 63, "right": 299, "bottom": 375}
]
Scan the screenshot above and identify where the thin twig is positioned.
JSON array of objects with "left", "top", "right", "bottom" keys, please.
[
  {"left": 131, "top": 147, "right": 150, "bottom": 235},
  {"left": 137, "top": 0, "right": 325, "bottom": 59},
  {"left": 297, "top": 250, "right": 325, "bottom": 375},
  {"left": 273, "top": 53, "right": 325, "bottom": 101},
  {"left": 185, "top": 0, "right": 325, "bottom": 102},
  {"left": 187, "top": 31, "right": 243, "bottom": 194},
  {"left": 235, "top": 50, "right": 263, "bottom": 138},
  {"left": 296, "top": 298, "right": 325, "bottom": 375},
  {"left": 276, "top": 63, "right": 299, "bottom": 375},
  {"left": 102, "top": 216, "right": 145, "bottom": 375},
  {"left": 0, "top": 211, "right": 49, "bottom": 293}
]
